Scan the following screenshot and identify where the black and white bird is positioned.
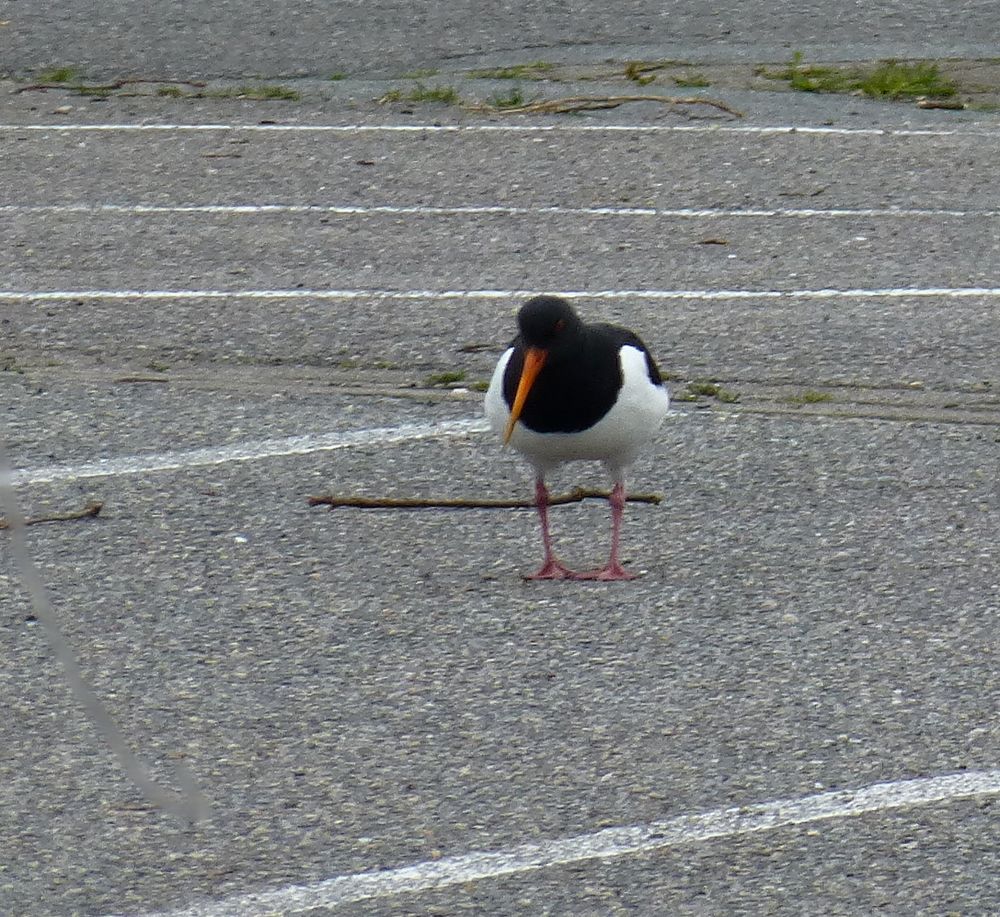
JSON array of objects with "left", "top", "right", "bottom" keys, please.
[{"left": 485, "top": 295, "right": 670, "bottom": 580}]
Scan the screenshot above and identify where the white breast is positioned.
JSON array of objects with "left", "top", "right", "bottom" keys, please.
[{"left": 484, "top": 345, "right": 670, "bottom": 478}]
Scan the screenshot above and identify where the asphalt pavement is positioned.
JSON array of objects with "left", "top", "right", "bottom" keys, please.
[
  {"left": 1, "top": 7, "right": 1000, "bottom": 916},
  {"left": 4, "top": 0, "right": 1000, "bottom": 79}
]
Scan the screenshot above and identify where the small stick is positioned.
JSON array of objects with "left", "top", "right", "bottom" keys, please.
[
  {"left": 468, "top": 94, "right": 743, "bottom": 118},
  {"left": 915, "top": 97, "right": 966, "bottom": 110},
  {"left": 16, "top": 78, "right": 207, "bottom": 94},
  {"left": 0, "top": 501, "right": 103, "bottom": 529},
  {"left": 308, "top": 488, "right": 661, "bottom": 509}
]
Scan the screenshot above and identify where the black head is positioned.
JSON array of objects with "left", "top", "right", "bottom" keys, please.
[{"left": 516, "top": 295, "right": 583, "bottom": 350}]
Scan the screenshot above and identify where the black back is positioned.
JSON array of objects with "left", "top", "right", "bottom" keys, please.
[{"left": 502, "top": 297, "right": 663, "bottom": 434}]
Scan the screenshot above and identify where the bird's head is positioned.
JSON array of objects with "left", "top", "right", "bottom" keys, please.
[
  {"left": 503, "top": 296, "right": 582, "bottom": 444},
  {"left": 516, "top": 295, "right": 582, "bottom": 349}
]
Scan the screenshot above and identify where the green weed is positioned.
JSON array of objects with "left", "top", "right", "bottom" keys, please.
[
  {"left": 405, "top": 83, "right": 460, "bottom": 103},
  {"left": 425, "top": 370, "right": 467, "bottom": 386},
  {"left": 860, "top": 60, "right": 956, "bottom": 98},
  {"left": 39, "top": 66, "right": 78, "bottom": 83},
  {"left": 468, "top": 61, "right": 555, "bottom": 80},
  {"left": 625, "top": 62, "right": 658, "bottom": 85},
  {"left": 786, "top": 390, "right": 834, "bottom": 404},
  {"left": 378, "top": 83, "right": 462, "bottom": 105},
  {"left": 489, "top": 86, "right": 527, "bottom": 109},
  {"left": 682, "top": 381, "right": 740, "bottom": 403},
  {"left": 673, "top": 73, "right": 711, "bottom": 88},
  {"left": 759, "top": 52, "right": 854, "bottom": 92},
  {"left": 760, "top": 53, "right": 958, "bottom": 99}
]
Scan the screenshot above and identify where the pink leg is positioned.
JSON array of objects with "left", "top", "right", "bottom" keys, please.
[
  {"left": 575, "top": 481, "right": 637, "bottom": 581},
  {"left": 525, "top": 478, "right": 575, "bottom": 580}
]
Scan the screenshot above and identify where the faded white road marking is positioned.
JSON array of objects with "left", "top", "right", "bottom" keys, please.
[
  {"left": 2, "top": 203, "right": 995, "bottom": 219},
  {"left": 0, "top": 445, "right": 210, "bottom": 825},
  {"left": 12, "top": 419, "right": 489, "bottom": 486},
  {"left": 145, "top": 768, "right": 1000, "bottom": 916},
  {"left": 1, "top": 122, "right": 996, "bottom": 138},
  {"left": 3, "top": 287, "right": 1000, "bottom": 302}
]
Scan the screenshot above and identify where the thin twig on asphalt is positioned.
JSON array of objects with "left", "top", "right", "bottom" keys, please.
[
  {"left": 0, "top": 501, "right": 103, "bottom": 529},
  {"left": 308, "top": 488, "right": 661, "bottom": 509},
  {"left": 16, "top": 78, "right": 207, "bottom": 93},
  {"left": 468, "top": 94, "right": 743, "bottom": 117}
]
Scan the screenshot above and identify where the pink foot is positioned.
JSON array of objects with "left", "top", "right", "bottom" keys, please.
[
  {"left": 572, "top": 562, "right": 638, "bottom": 581},
  {"left": 524, "top": 558, "right": 577, "bottom": 580}
]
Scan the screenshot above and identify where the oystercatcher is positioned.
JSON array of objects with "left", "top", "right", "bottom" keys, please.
[{"left": 485, "top": 295, "right": 670, "bottom": 580}]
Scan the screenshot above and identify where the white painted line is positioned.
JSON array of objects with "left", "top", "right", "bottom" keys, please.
[
  {"left": 1, "top": 122, "right": 997, "bottom": 138},
  {"left": 12, "top": 419, "right": 489, "bottom": 486},
  {"left": 4, "top": 287, "right": 1000, "bottom": 303},
  {"left": 0, "top": 444, "right": 210, "bottom": 826},
  {"left": 2, "top": 203, "right": 995, "bottom": 219},
  {"left": 144, "top": 768, "right": 1000, "bottom": 916}
]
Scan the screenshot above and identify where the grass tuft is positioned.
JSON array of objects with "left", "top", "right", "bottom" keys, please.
[
  {"left": 405, "top": 83, "right": 460, "bottom": 103},
  {"left": 860, "top": 60, "right": 956, "bottom": 99},
  {"left": 673, "top": 72, "right": 711, "bottom": 88},
  {"left": 786, "top": 390, "right": 834, "bottom": 404},
  {"left": 682, "top": 381, "right": 740, "bottom": 403},
  {"left": 379, "top": 83, "right": 461, "bottom": 105},
  {"left": 489, "top": 86, "right": 527, "bottom": 109},
  {"left": 425, "top": 371, "right": 467, "bottom": 386},
  {"left": 759, "top": 52, "right": 853, "bottom": 93},
  {"left": 468, "top": 61, "right": 555, "bottom": 80},
  {"left": 625, "top": 62, "right": 658, "bottom": 86},
  {"left": 39, "top": 66, "right": 78, "bottom": 83},
  {"left": 759, "top": 52, "right": 958, "bottom": 99},
  {"left": 241, "top": 84, "right": 301, "bottom": 100}
]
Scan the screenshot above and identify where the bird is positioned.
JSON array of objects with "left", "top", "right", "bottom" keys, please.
[{"left": 485, "top": 295, "right": 670, "bottom": 580}]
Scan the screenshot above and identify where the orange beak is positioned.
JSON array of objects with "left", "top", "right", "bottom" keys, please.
[{"left": 503, "top": 346, "right": 547, "bottom": 444}]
